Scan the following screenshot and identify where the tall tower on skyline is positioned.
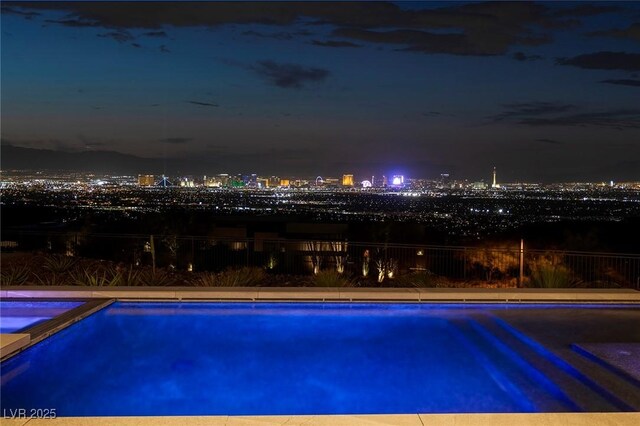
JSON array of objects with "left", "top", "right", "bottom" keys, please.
[{"left": 492, "top": 167, "right": 498, "bottom": 189}]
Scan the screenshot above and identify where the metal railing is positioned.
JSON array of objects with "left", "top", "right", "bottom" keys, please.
[{"left": 1, "top": 231, "right": 639, "bottom": 288}]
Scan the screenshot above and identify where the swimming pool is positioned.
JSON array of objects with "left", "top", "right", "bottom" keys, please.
[
  {"left": 0, "top": 300, "right": 84, "bottom": 333},
  {"left": 1, "top": 302, "right": 639, "bottom": 415}
]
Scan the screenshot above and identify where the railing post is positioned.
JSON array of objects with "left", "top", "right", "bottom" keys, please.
[
  {"left": 519, "top": 238, "right": 525, "bottom": 288},
  {"left": 150, "top": 234, "right": 156, "bottom": 274},
  {"left": 463, "top": 247, "right": 467, "bottom": 281}
]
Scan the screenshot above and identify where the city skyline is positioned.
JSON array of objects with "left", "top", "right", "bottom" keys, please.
[{"left": 2, "top": 1, "right": 640, "bottom": 182}]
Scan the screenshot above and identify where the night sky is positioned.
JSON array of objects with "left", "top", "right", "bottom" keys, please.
[{"left": 2, "top": 1, "right": 640, "bottom": 182}]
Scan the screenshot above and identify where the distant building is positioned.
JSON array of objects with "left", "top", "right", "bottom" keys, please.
[
  {"left": 391, "top": 175, "right": 404, "bottom": 186},
  {"left": 179, "top": 178, "right": 195, "bottom": 187},
  {"left": 280, "top": 178, "right": 290, "bottom": 187},
  {"left": 491, "top": 167, "right": 500, "bottom": 189},
  {"left": 342, "top": 174, "right": 354, "bottom": 186},
  {"left": 324, "top": 178, "right": 340, "bottom": 186},
  {"left": 138, "top": 174, "right": 155, "bottom": 186},
  {"left": 472, "top": 181, "right": 488, "bottom": 190},
  {"left": 268, "top": 176, "right": 280, "bottom": 187},
  {"left": 439, "top": 173, "right": 451, "bottom": 189}
]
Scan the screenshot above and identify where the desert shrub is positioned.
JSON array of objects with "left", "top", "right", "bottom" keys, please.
[
  {"left": 394, "top": 271, "right": 439, "bottom": 288},
  {"left": 192, "top": 272, "right": 218, "bottom": 287},
  {"left": 120, "top": 267, "right": 142, "bottom": 286},
  {"left": 467, "top": 245, "right": 519, "bottom": 282},
  {"left": 529, "top": 258, "right": 579, "bottom": 288},
  {"left": 312, "top": 270, "right": 354, "bottom": 288},
  {"left": 219, "top": 267, "right": 266, "bottom": 286},
  {"left": 192, "top": 267, "right": 266, "bottom": 287},
  {"left": 42, "top": 255, "right": 76, "bottom": 274},
  {"left": 136, "top": 269, "right": 175, "bottom": 287},
  {"left": 71, "top": 267, "right": 123, "bottom": 287},
  {"left": 34, "top": 274, "right": 66, "bottom": 286},
  {"left": 0, "top": 264, "right": 32, "bottom": 286}
]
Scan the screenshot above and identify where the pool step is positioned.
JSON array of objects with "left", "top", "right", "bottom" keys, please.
[
  {"left": 448, "top": 318, "right": 576, "bottom": 412},
  {"left": 484, "top": 315, "right": 640, "bottom": 411}
]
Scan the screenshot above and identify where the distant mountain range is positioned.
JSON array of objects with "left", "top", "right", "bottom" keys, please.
[
  {"left": 0, "top": 145, "right": 203, "bottom": 175},
  {"left": 1, "top": 144, "right": 639, "bottom": 182}
]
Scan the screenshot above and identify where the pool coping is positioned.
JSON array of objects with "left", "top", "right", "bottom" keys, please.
[
  {"left": 3, "top": 412, "right": 640, "bottom": 425},
  {"left": 1, "top": 286, "right": 639, "bottom": 302},
  {"left": 0, "top": 298, "right": 114, "bottom": 361}
]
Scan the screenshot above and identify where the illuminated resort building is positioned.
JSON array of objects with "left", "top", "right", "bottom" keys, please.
[{"left": 137, "top": 174, "right": 155, "bottom": 186}]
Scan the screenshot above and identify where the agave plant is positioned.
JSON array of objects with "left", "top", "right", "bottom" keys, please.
[
  {"left": 528, "top": 256, "right": 580, "bottom": 288},
  {"left": 136, "top": 269, "right": 175, "bottom": 287},
  {"left": 192, "top": 272, "right": 219, "bottom": 287},
  {"left": 120, "top": 266, "right": 142, "bottom": 286},
  {"left": 42, "top": 255, "right": 76, "bottom": 274},
  {"left": 217, "top": 267, "right": 266, "bottom": 287},
  {"left": 529, "top": 264, "right": 579, "bottom": 288},
  {"left": 312, "top": 270, "right": 354, "bottom": 288},
  {"left": 0, "top": 264, "right": 32, "bottom": 286},
  {"left": 34, "top": 274, "right": 65, "bottom": 286},
  {"left": 71, "top": 267, "right": 123, "bottom": 287}
]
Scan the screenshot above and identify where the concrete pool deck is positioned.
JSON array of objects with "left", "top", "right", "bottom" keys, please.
[
  {"left": 2, "top": 286, "right": 640, "bottom": 302},
  {"left": 3, "top": 413, "right": 640, "bottom": 426},
  {"left": 0, "top": 333, "right": 30, "bottom": 358}
]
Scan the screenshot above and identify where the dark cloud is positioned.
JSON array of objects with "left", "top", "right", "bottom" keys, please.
[
  {"left": 186, "top": 101, "right": 219, "bottom": 107},
  {"left": 241, "top": 30, "right": 296, "bottom": 40},
  {"left": 44, "top": 18, "right": 97, "bottom": 28},
  {"left": 511, "top": 51, "right": 543, "bottom": 62},
  {"left": 554, "top": 4, "right": 621, "bottom": 18},
  {"left": 5, "top": 1, "right": 613, "bottom": 57},
  {"left": 311, "top": 40, "right": 361, "bottom": 48},
  {"left": 520, "top": 109, "right": 640, "bottom": 129},
  {"left": 332, "top": 28, "right": 494, "bottom": 56},
  {"left": 250, "top": 60, "right": 329, "bottom": 89},
  {"left": 587, "top": 23, "right": 640, "bottom": 42},
  {"left": 600, "top": 79, "right": 640, "bottom": 87},
  {"left": 535, "top": 138, "right": 564, "bottom": 145},
  {"left": 159, "top": 45, "right": 170, "bottom": 53},
  {"left": 131, "top": 43, "right": 141, "bottom": 49},
  {"left": 492, "top": 102, "right": 576, "bottom": 121},
  {"left": 422, "top": 111, "right": 455, "bottom": 118},
  {"left": 0, "top": 5, "right": 40, "bottom": 18},
  {"left": 556, "top": 51, "right": 640, "bottom": 72},
  {"left": 493, "top": 102, "right": 640, "bottom": 129},
  {"left": 160, "top": 137, "right": 193, "bottom": 145},
  {"left": 142, "top": 30, "right": 168, "bottom": 38},
  {"left": 98, "top": 30, "right": 135, "bottom": 44}
]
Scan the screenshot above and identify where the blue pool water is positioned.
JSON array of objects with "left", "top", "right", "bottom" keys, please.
[
  {"left": 1, "top": 302, "right": 638, "bottom": 415},
  {"left": 0, "top": 300, "right": 83, "bottom": 333}
]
